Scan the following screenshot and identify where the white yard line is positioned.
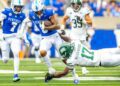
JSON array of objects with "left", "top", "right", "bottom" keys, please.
[
  {"left": 0, "top": 70, "right": 44, "bottom": 74},
  {"left": 0, "top": 70, "right": 119, "bottom": 74},
  {"left": 0, "top": 70, "right": 120, "bottom": 81},
  {"left": 34, "top": 77, "right": 120, "bottom": 81}
]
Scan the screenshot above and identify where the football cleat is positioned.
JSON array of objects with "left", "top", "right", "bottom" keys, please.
[
  {"left": 45, "top": 73, "right": 53, "bottom": 83},
  {"left": 13, "top": 74, "right": 20, "bottom": 82},
  {"left": 82, "top": 68, "right": 89, "bottom": 75}
]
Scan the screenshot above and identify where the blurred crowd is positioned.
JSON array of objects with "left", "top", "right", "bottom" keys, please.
[
  {"left": 43, "top": 0, "right": 120, "bottom": 17},
  {"left": 3, "top": 0, "right": 120, "bottom": 17}
]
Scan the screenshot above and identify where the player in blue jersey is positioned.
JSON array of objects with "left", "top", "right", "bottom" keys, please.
[
  {"left": 20, "top": 0, "right": 63, "bottom": 73},
  {"left": 0, "top": 0, "right": 25, "bottom": 82},
  {"left": 36, "top": 1, "right": 63, "bottom": 74},
  {"left": 19, "top": 0, "right": 43, "bottom": 64}
]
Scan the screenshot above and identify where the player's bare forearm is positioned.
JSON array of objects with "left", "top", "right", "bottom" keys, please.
[
  {"left": 44, "top": 24, "right": 60, "bottom": 30},
  {"left": 53, "top": 67, "right": 70, "bottom": 78},
  {"left": 59, "top": 34, "right": 71, "bottom": 42},
  {"left": 85, "top": 14, "right": 92, "bottom": 26},
  {"left": 61, "top": 16, "right": 69, "bottom": 25}
]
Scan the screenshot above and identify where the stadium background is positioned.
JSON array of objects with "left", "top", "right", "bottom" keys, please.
[
  {"left": 0, "top": 0, "right": 120, "bottom": 58},
  {"left": 0, "top": 0, "right": 120, "bottom": 86}
]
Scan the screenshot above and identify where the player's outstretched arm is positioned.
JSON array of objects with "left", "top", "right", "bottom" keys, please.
[
  {"left": 18, "top": 17, "right": 31, "bottom": 39},
  {"left": 45, "top": 67, "right": 70, "bottom": 82},
  {"left": 59, "top": 34, "right": 71, "bottom": 42},
  {"left": 53, "top": 67, "right": 70, "bottom": 78}
]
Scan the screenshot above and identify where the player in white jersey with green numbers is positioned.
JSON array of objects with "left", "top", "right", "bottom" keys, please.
[
  {"left": 45, "top": 41, "right": 120, "bottom": 83},
  {"left": 60, "top": 0, "right": 92, "bottom": 75}
]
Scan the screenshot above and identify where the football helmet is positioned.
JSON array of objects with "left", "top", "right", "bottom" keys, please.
[
  {"left": 59, "top": 43, "right": 74, "bottom": 59},
  {"left": 71, "top": 0, "right": 82, "bottom": 12}
]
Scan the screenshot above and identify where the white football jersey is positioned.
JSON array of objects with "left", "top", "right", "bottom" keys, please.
[
  {"left": 66, "top": 41, "right": 100, "bottom": 69},
  {"left": 65, "top": 7, "right": 90, "bottom": 40}
]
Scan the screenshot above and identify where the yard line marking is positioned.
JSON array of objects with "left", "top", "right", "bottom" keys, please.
[
  {"left": 0, "top": 70, "right": 120, "bottom": 75},
  {"left": 34, "top": 77, "right": 120, "bottom": 81},
  {"left": 0, "top": 70, "right": 44, "bottom": 74}
]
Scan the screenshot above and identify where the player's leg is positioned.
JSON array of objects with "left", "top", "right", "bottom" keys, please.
[
  {"left": 11, "top": 38, "right": 21, "bottom": 82},
  {"left": 100, "top": 53, "right": 120, "bottom": 66},
  {"left": 55, "top": 34, "right": 79, "bottom": 84},
  {"left": 1, "top": 40, "right": 10, "bottom": 63},
  {"left": 31, "top": 33, "right": 41, "bottom": 63},
  {"left": 55, "top": 34, "right": 63, "bottom": 57},
  {"left": 40, "top": 38, "right": 55, "bottom": 73},
  {"left": 80, "top": 40, "right": 89, "bottom": 75}
]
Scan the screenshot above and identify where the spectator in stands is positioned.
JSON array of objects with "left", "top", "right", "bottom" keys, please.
[
  {"left": 106, "top": 0, "right": 117, "bottom": 16},
  {"left": 44, "top": 0, "right": 51, "bottom": 7},
  {"left": 91, "top": 0, "right": 106, "bottom": 16},
  {"left": 111, "top": 3, "right": 120, "bottom": 17},
  {"left": 52, "top": 0, "right": 65, "bottom": 16}
]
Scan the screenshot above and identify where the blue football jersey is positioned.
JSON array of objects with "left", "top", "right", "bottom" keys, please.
[
  {"left": 29, "top": 9, "right": 57, "bottom": 36},
  {"left": 1, "top": 8, "right": 26, "bottom": 34},
  {"left": 29, "top": 11, "right": 42, "bottom": 34},
  {"left": 40, "top": 9, "right": 57, "bottom": 36}
]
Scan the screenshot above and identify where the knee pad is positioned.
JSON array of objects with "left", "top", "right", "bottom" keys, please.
[{"left": 40, "top": 50, "right": 47, "bottom": 57}]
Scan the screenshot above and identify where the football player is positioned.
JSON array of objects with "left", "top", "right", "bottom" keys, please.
[
  {"left": 0, "top": 0, "right": 25, "bottom": 82},
  {"left": 20, "top": 0, "right": 43, "bottom": 64},
  {"left": 19, "top": 0, "right": 62, "bottom": 73},
  {"left": 45, "top": 41, "right": 120, "bottom": 83},
  {"left": 60, "top": 0, "right": 92, "bottom": 75}
]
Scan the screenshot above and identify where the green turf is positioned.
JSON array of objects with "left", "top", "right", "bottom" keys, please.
[{"left": 0, "top": 58, "right": 120, "bottom": 86}]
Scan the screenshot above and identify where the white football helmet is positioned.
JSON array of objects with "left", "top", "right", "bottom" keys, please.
[
  {"left": 71, "top": 0, "right": 83, "bottom": 12},
  {"left": 11, "top": 0, "right": 24, "bottom": 14},
  {"left": 32, "top": 0, "right": 45, "bottom": 12}
]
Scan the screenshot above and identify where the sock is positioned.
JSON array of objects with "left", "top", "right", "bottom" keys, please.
[
  {"left": 72, "top": 68, "right": 78, "bottom": 79},
  {"left": 43, "top": 55, "right": 52, "bottom": 68},
  {"left": 35, "top": 50, "right": 40, "bottom": 60},
  {"left": 14, "top": 56, "right": 19, "bottom": 75}
]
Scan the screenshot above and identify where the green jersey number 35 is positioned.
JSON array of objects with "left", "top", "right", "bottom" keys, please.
[{"left": 72, "top": 16, "right": 82, "bottom": 28}]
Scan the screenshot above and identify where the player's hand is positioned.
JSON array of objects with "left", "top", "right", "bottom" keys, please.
[{"left": 58, "top": 30, "right": 66, "bottom": 35}]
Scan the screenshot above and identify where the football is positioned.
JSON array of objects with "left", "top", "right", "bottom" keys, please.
[{"left": 44, "top": 20, "right": 53, "bottom": 26}]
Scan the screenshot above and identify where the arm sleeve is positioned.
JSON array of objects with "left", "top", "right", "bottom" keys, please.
[
  {"left": 18, "top": 17, "right": 31, "bottom": 36},
  {"left": 0, "top": 9, "right": 7, "bottom": 21}
]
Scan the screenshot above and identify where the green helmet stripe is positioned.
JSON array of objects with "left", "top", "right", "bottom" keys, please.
[{"left": 71, "top": 0, "right": 82, "bottom": 3}]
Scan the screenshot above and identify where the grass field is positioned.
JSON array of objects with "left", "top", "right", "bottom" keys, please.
[{"left": 0, "top": 58, "right": 120, "bottom": 86}]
